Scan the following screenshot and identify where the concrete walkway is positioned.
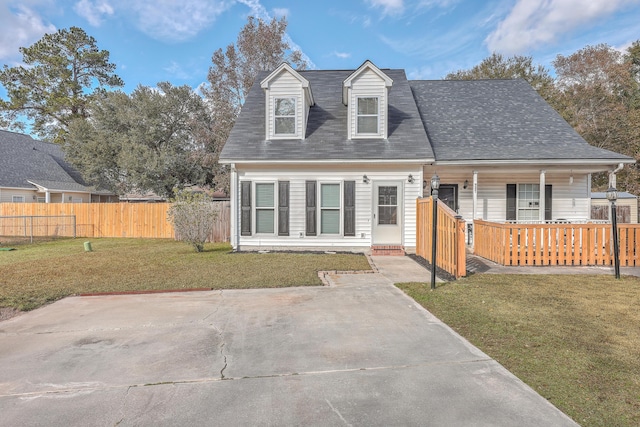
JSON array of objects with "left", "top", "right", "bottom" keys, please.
[{"left": 0, "top": 257, "right": 578, "bottom": 426}]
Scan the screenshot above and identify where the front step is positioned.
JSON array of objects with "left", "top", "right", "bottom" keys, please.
[{"left": 371, "top": 245, "right": 405, "bottom": 256}]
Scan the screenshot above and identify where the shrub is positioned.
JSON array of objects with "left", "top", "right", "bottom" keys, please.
[{"left": 167, "top": 190, "right": 217, "bottom": 252}]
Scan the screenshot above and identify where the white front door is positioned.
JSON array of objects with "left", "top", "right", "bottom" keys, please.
[{"left": 372, "top": 181, "right": 403, "bottom": 245}]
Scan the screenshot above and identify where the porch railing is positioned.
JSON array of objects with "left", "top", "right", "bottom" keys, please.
[
  {"left": 416, "top": 197, "right": 466, "bottom": 278},
  {"left": 474, "top": 219, "right": 640, "bottom": 267}
]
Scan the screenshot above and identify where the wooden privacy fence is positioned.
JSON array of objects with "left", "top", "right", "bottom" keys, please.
[
  {"left": 474, "top": 220, "right": 640, "bottom": 267},
  {"left": 416, "top": 197, "right": 466, "bottom": 278},
  {"left": 0, "top": 202, "right": 230, "bottom": 242}
]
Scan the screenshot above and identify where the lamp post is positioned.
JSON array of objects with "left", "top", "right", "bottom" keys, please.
[
  {"left": 606, "top": 186, "right": 620, "bottom": 279},
  {"left": 430, "top": 173, "right": 440, "bottom": 290}
]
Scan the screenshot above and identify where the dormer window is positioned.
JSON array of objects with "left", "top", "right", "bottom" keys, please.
[
  {"left": 274, "top": 98, "right": 296, "bottom": 135},
  {"left": 261, "top": 63, "right": 314, "bottom": 140},
  {"left": 357, "top": 97, "right": 379, "bottom": 134},
  {"left": 343, "top": 60, "right": 393, "bottom": 140}
]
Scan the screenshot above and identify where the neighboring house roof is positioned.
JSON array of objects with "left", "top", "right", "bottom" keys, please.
[
  {"left": 0, "top": 129, "right": 108, "bottom": 194},
  {"left": 591, "top": 192, "right": 637, "bottom": 199},
  {"left": 220, "top": 69, "right": 435, "bottom": 163},
  {"left": 409, "top": 79, "right": 632, "bottom": 164}
]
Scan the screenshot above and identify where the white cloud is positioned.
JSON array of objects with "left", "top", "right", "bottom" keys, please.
[
  {"left": 407, "top": 65, "right": 434, "bottom": 79},
  {"left": 126, "top": 0, "right": 233, "bottom": 43},
  {"left": 0, "top": 2, "right": 55, "bottom": 61},
  {"left": 486, "top": 0, "right": 640, "bottom": 54},
  {"left": 366, "top": 0, "right": 404, "bottom": 15},
  {"left": 333, "top": 51, "right": 351, "bottom": 59},
  {"left": 164, "top": 61, "right": 190, "bottom": 80},
  {"left": 74, "top": 0, "right": 114, "bottom": 27},
  {"left": 272, "top": 7, "right": 289, "bottom": 17}
]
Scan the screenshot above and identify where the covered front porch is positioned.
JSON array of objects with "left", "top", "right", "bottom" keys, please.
[{"left": 473, "top": 219, "right": 640, "bottom": 267}]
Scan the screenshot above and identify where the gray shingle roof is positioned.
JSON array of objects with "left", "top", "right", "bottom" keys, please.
[
  {"left": 222, "top": 68, "right": 633, "bottom": 165},
  {"left": 220, "top": 69, "right": 434, "bottom": 162},
  {"left": 409, "top": 79, "right": 632, "bottom": 162},
  {"left": 0, "top": 130, "right": 97, "bottom": 192}
]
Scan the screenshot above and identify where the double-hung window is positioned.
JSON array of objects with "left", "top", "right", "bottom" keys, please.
[
  {"left": 356, "top": 97, "right": 379, "bottom": 134},
  {"left": 320, "top": 183, "right": 340, "bottom": 234},
  {"left": 255, "top": 183, "right": 275, "bottom": 233},
  {"left": 12, "top": 195, "right": 25, "bottom": 203},
  {"left": 274, "top": 98, "right": 296, "bottom": 135},
  {"left": 518, "top": 184, "right": 540, "bottom": 220}
]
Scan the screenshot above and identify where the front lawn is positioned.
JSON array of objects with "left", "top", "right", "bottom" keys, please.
[
  {"left": 398, "top": 274, "right": 640, "bottom": 427},
  {"left": 0, "top": 238, "right": 371, "bottom": 311}
]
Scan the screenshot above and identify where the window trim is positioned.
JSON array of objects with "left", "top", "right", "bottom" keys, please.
[
  {"left": 12, "top": 195, "right": 25, "bottom": 203},
  {"left": 273, "top": 97, "right": 296, "bottom": 137},
  {"left": 319, "top": 182, "right": 342, "bottom": 235},
  {"left": 356, "top": 96, "right": 380, "bottom": 135}
]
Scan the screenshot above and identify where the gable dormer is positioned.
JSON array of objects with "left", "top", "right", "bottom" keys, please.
[
  {"left": 343, "top": 60, "right": 393, "bottom": 140},
  {"left": 261, "top": 63, "right": 314, "bottom": 140}
]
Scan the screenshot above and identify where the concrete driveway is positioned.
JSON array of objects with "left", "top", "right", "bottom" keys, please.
[{"left": 0, "top": 262, "right": 577, "bottom": 426}]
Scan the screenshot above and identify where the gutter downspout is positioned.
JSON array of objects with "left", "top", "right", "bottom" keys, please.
[
  {"left": 231, "top": 164, "right": 239, "bottom": 251},
  {"left": 609, "top": 163, "right": 624, "bottom": 188}
]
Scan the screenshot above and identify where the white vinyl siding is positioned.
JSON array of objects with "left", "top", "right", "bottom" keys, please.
[
  {"left": 232, "top": 165, "right": 422, "bottom": 251},
  {"left": 348, "top": 69, "right": 387, "bottom": 139},
  {"left": 423, "top": 167, "right": 592, "bottom": 223}
]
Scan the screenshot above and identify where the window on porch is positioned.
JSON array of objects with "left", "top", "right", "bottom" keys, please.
[{"left": 518, "top": 184, "right": 540, "bottom": 220}]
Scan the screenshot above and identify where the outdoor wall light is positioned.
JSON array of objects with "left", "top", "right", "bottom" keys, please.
[
  {"left": 362, "top": 175, "right": 370, "bottom": 184},
  {"left": 408, "top": 174, "right": 414, "bottom": 183},
  {"left": 430, "top": 173, "right": 440, "bottom": 192},
  {"left": 463, "top": 179, "right": 468, "bottom": 189}
]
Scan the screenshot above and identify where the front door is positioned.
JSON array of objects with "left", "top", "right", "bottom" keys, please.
[
  {"left": 372, "top": 181, "right": 403, "bottom": 244},
  {"left": 439, "top": 184, "right": 458, "bottom": 212}
]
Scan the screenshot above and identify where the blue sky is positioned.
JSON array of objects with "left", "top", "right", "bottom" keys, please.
[{"left": 1, "top": 0, "right": 640, "bottom": 93}]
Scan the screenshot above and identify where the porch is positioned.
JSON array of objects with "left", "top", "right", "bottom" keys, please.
[
  {"left": 416, "top": 197, "right": 640, "bottom": 278},
  {"left": 473, "top": 219, "right": 640, "bottom": 267}
]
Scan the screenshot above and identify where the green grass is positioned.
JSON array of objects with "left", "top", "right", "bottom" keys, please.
[
  {"left": 0, "top": 238, "right": 371, "bottom": 311},
  {"left": 398, "top": 275, "right": 640, "bottom": 427}
]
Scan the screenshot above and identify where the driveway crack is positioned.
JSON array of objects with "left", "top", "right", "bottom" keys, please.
[{"left": 220, "top": 342, "right": 228, "bottom": 379}]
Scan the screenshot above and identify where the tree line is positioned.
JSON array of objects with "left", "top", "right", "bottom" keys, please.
[{"left": 0, "top": 19, "right": 638, "bottom": 196}]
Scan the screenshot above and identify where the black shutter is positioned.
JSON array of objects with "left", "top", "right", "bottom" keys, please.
[
  {"left": 506, "top": 184, "right": 517, "bottom": 221},
  {"left": 344, "top": 181, "right": 356, "bottom": 236},
  {"left": 278, "top": 181, "right": 289, "bottom": 236},
  {"left": 305, "top": 181, "right": 317, "bottom": 236},
  {"left": 545, "top": 184, "right": 552, "bottom": 221},
  {"left": 241, "top": 181, "right": 252, "bottom": 236}
]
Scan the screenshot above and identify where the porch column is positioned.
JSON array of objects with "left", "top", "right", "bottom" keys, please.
[
  {"left": 45, "top": 191, "right": 50, "bottom": 203},
  {"left": 472, "top": 170, "right": 478, "bottom": 219},
  {"left": 539, "top": 170, "right": 546, "bottom": 221}
]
